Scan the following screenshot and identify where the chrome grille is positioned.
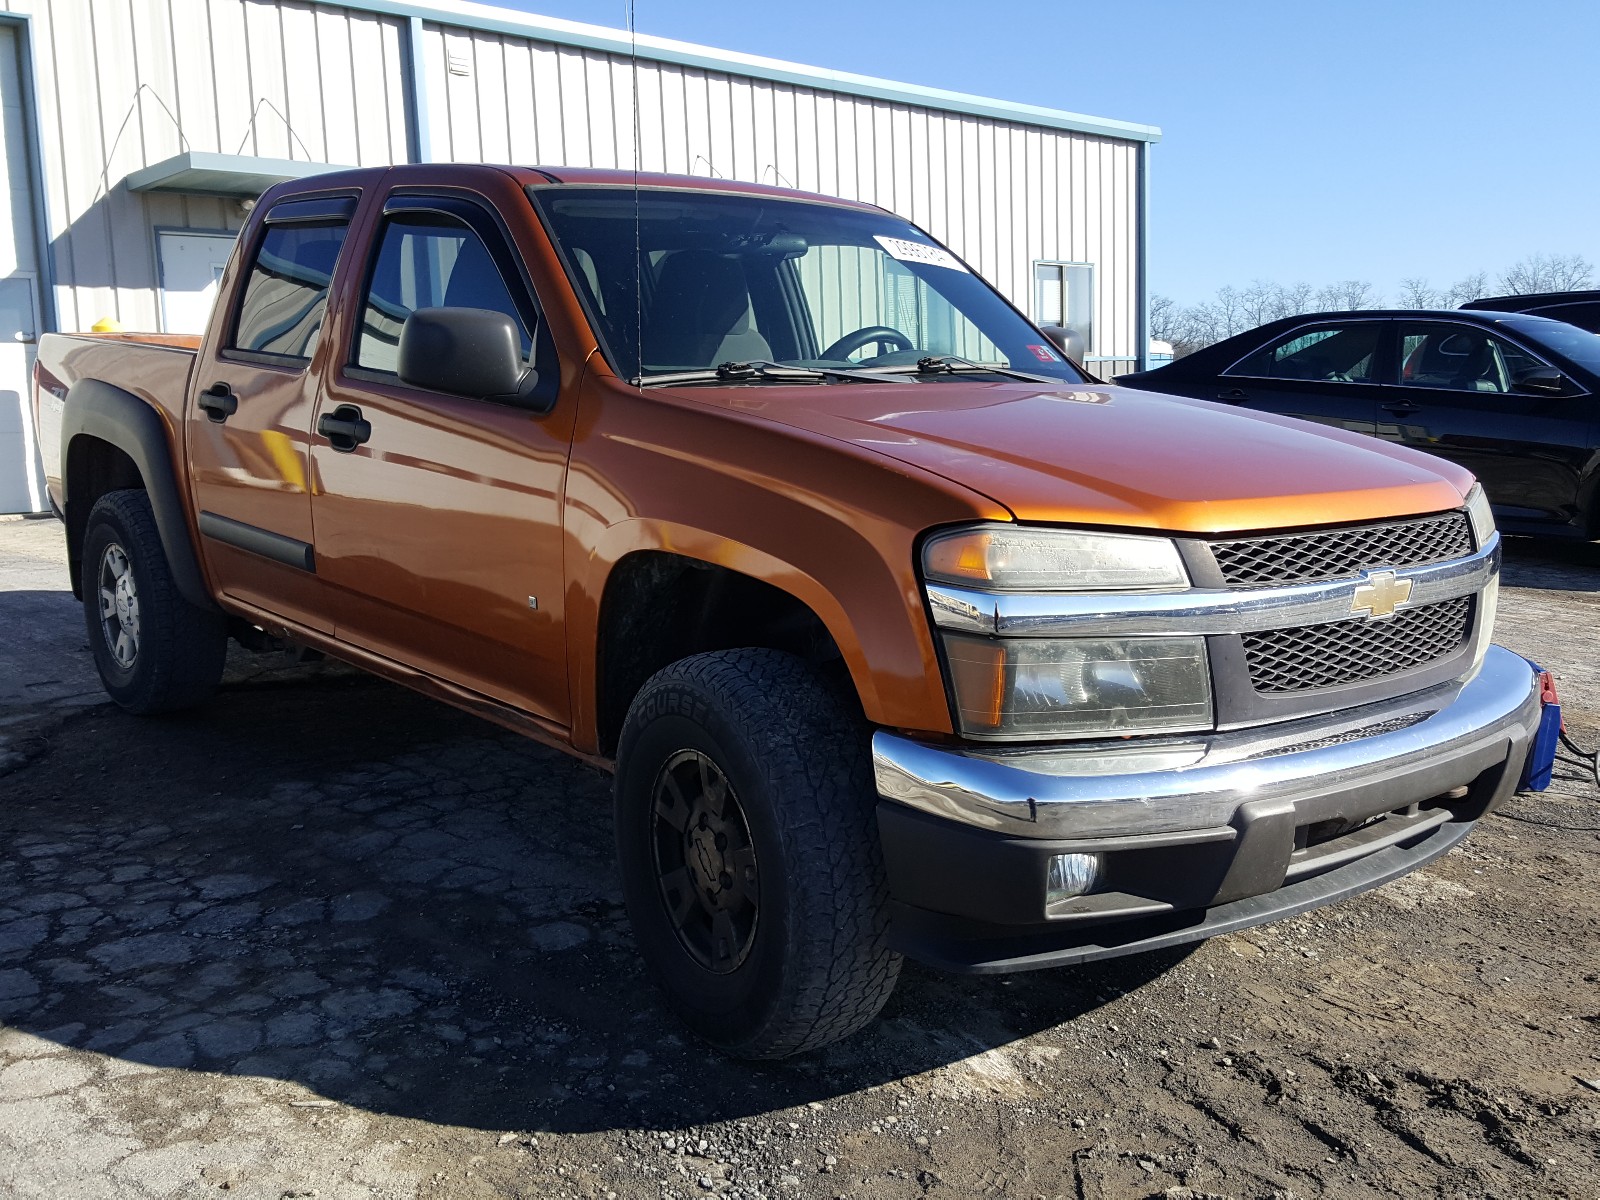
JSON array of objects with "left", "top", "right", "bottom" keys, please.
[
  {"left": 1242, "top": 597, "right": 1474, "bottom": 692},
  {"left": 1211, "top": 512, "right": 1474, "bottom": 586}
]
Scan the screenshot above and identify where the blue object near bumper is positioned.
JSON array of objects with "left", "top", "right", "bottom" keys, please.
[{"left": 1518, "top": 657, "right": 1561, "bottom": 792}]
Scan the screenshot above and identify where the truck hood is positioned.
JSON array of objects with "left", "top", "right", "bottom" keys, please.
[{"left": 683, "top": 379, "right": 1472, "bottom": 532}]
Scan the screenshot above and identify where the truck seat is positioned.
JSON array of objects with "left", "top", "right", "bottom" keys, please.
[{"left": 642, "top": 250, "right": 772, "bottom": 368}]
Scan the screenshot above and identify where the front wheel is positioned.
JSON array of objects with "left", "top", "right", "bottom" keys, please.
[
  {"left": 81, "top": 489, "right": 228, "bottom": 714},
  {"left": 615, "top": 649, "right": 901, "bottom": 1059}
]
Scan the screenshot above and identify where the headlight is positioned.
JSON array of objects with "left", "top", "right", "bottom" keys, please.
[
  {"left": 942, "top": 633, "right": 1213, "bottom": 739},
  {"left": 1474, "top": 575, "right": 1500, "bottom": 667},
  {"left": 1463, "top": 484, "right": 1498, "bottom": 663},
  {"left": 1464, "top": 483, "right": 1495, "bottom": 546},
  {"left": 923, "top": 525, "right": 1188, "bottom": 592}
]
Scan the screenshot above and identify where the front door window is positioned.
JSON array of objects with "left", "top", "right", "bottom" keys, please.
[{"left": 1397, "top": 323, "right": 1558, "bottom": 394}]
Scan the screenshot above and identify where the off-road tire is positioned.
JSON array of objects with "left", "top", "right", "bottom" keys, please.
[
  {"left": 615, "top": 649, "right": 901, "bottom": 1059},
  {"left": 81, "top": 488, "right": 227, "bottom": 714}
]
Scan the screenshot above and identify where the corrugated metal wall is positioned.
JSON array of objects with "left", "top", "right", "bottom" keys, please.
[
  {"left": 5, "top": 0, "right": 1139, "bottom": 367},
  {"left": 4, "top": 0, "right": 409, "bottom": 331},
  {"left": 420, "top": 21, "right": 1141, "bottom": 369}
]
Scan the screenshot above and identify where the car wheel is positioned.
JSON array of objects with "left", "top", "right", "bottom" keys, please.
[
  {"left": 81, "top": 488, "right": 228, "bottom": 714},
  {"left": 615, "top": 648, "right": 901, "bottom": 1059}
]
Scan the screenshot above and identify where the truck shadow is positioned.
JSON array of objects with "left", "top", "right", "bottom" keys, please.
[
  {"left": 0, "top": 670, "right": 1192, "bottom": 1135},
  {"left": 1499, "top": 534, "right": 1600, "bottom": 590}
]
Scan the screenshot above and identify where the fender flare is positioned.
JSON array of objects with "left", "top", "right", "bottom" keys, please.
[
  {"left": 572, "top": 516, "right": 952, "bottom": 750},
  {"left": 62, "top": 379, "right": 216, "bottom": 611}
]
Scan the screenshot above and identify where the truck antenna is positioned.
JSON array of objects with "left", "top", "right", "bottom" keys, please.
[{"left": 628, "top": 0, "right": 642, "bottom": 390}]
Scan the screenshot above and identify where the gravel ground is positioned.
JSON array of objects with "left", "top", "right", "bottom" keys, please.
[{"left": 0, "top": 514, "right": 1596, "bottom": 1200}]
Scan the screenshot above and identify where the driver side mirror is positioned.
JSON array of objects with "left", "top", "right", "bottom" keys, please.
[
  {"left": 398, "top": 307, "right": 558, "bottom": 411},
  {"left": 1512, "top": 365, "right": 1566, "bottom": 396}
]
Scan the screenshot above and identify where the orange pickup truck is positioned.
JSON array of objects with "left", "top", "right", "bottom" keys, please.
[{"left": 33, "top": 164, "right": 1540, "bottom": 1058}]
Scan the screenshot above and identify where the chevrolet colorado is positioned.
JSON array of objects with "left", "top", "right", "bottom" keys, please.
[{"left": 33, "top": 164, "right": 1540, "bottom": 1058}]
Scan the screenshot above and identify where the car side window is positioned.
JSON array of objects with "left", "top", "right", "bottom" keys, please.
[
  {"left": 1226, "top": 323, "right": 1381, "bottom": 384},
  {"left": 1397, "top": 323, "right": 1552, "bottom": 395},
  {"left": 355, "top": 214, "right": 533, "bottom": 374},
  {"left": 232, "top": 218, "right": 351, "bottom": 360}
]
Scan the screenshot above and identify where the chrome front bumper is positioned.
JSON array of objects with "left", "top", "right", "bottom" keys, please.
[
  {"left": 876, "top": 644, "right": 1539, "bottom": 841},
  {"left": 871, "top": 646, "right": 1540, "bottom": 971}
]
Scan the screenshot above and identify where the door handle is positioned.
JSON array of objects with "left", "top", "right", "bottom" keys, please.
[
  {"left": 317, "top": 404, "right": 372, "bottom": 452},
  {"left": 197, "top": 382, "right": 238, "bottom": 422},
  {"left": 1381, "top": 401, "right": 1422, "bottom": 416},
  {"left": 1216, "top": 387, "right": 1250, "bottom": 402}
]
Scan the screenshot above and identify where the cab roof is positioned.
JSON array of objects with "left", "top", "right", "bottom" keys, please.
[{"left": 268, "top": 162, "right": 884, "bottom": 212}]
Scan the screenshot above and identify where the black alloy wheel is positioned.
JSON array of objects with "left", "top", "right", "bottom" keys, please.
[
  {"left": 614, "top": 648, "right": 901, "bottom": 1059},
  {"left": 650, "top": 749, "right": 760, "bottom": 974}
]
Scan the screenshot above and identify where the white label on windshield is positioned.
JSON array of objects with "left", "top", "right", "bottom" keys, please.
[{"left": 874, "top": 235, "right": 969, "bottom": 273}]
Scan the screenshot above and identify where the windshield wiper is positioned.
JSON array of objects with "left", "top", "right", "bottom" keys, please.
[
  {"left": 636, "top": 360, "right": 912, "bottom": 387},
  {"left": 897, "top": 355, "right": 1066, "bottom": 384}
]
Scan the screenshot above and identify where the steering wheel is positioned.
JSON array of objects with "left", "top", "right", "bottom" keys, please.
[{"left": 822, "top": 325, "right": 915, "bottom": 361}]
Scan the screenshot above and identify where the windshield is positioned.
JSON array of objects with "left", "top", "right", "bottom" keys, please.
[
  {"left": 529, "top": 187, "right": 1087, "bottom": 384},
  {"left": 1501, "top": 314, "right": 1600, "bottom": 375}
]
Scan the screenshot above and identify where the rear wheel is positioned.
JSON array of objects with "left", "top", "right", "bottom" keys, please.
[
  {"left": 81, "top": 489, "right": 227, "bottom": 714},
  {"left": 615, "top": 649, "right": 900, "bottom": 1059}
]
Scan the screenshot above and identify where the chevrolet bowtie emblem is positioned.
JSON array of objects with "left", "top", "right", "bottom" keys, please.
[{"left": 1351, "top": 570, "right": 1413, "bottom": 619}]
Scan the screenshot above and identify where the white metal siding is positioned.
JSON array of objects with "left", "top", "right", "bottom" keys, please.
[
  {"left": 5, "top": 0, "right": 409, "bottom": 331},
  {"left": 4, "top": 0, "right": 1140, "bottom": 365},
  {"left": 417, "top": 22, "right": 1142, "bottom": 367}
]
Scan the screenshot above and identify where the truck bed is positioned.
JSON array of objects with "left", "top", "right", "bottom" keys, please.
[{"left": 33, "top": 332, "right": 199, "bottom": 514}]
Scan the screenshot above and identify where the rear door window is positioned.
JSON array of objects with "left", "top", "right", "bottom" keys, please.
[
  {"left": 231, "top": 213, "right": 351, "bottom": 361},
  {"left": 1226, "top": 323, "right": 1383, "bottom": 383}
]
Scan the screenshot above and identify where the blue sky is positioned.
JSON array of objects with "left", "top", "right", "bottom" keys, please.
[{"left": 487, "top": 0, "right": 1599, "bottom": 305}]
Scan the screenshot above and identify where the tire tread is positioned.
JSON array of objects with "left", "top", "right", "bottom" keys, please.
[
  {"left": 82, "top": 488, "right": 226, "bottom": 714},
  {"left": 619, "top": 648, "right": 901, "bottom": 1059}
]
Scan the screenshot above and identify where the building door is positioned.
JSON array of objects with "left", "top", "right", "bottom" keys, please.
[
  {"left": 158, "top": 231, "right": 237, "bottom": 335},
  {"left": 0, "top": 23, "right": 44, "bottom": 514}
]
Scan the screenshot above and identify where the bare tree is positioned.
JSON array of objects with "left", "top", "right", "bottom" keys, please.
[
  {"left": 1238, "top": 279, "right": 1282, "bottom": 328},
  {"left": 1148, "top": 293, "right": 1181, "bottom": 344},
  {"left": 1149, "top": 293, "right": 1215, "bottom": 358},
  {"left": 1498, "top": 253, "right": 1593, "bottom": 295},
  {"left": 1154, "top": 252, "right": 1594, "bottom": 359},
  {"left": 1212, "top": 285, "right": 1246, "bottom": 339},
  {"left": 1274, "top": 281, "right": 1315, "bottom": 318},
  {"left": 1181, "top": 301, "right": 1224, "bottom": 352},
  {"left": 1314, "top": 280, "right": 1382, "bottom": 311},
  {"left": 1396, "top": 277, "right": 1441, "bottom": 309},
  {"left": 1442, "top": 271, "right": 1490, "bottom": 308}
]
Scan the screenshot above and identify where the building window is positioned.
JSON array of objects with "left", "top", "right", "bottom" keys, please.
[{"left": 1033, "top": 261, "right": 1094, "bottom": 357}]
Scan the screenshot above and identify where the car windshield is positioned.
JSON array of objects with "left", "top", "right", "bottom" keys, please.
[
  {"left": 529, "top": 187, "right": 1087, "bottom": 384},
  {"left": 1502, "top": 315, "right": 1600, "bottom": 375}
]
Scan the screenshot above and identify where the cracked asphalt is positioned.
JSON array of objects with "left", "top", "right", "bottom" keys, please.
[{"left": 1, "top": 513, "right": 1597, "bottom": 1200}]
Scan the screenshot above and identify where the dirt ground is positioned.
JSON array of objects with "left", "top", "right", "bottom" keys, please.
[{"left": 1, "top": 514, "right": 1597, "bottom": 1200}]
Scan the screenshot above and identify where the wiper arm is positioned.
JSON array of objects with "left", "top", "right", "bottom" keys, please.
[
  {"left": 635, "top": 360, "right": 912, "bottom": 387},
  {"left": 908, "top": 355, "right": 1064, "bottom": 384}
]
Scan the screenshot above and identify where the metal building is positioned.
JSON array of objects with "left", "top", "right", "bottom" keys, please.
[{"left": 0, "top": 0, "right": 1160, "bottom": 513}]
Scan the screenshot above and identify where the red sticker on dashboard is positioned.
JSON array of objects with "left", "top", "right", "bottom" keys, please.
[{"left": 1027, "top": 344, "right": 1058, "bottom": 362}]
